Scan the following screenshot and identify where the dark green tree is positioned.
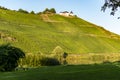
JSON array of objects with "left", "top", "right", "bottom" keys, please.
[
  {"left": 49, "top": 8, "right": 56, "bottom": 13},
  {"left": 102, "top": 0, "right": 120, "bottom": 15},
  {"left": 36, "top": 12, "right": 42, "bottom": 15},
  {"left": 30, "top": 11, "right": 35, "bottom": 14},
  {"left": 0, "top": 44, "right": 25, "bottom": 71},
  {"left": 0, "top": 6, "right": 8, "bottom": 10},
  {"left": 43, "top": 8, "right": 49, "bottom": 14},
  {"left": 18, "top": 9, "right": 29, "bottom": 14}
]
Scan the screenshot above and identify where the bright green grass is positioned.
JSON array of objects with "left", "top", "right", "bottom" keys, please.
[
  {"left": 0, "top": 9, "right": 120, "bottom": 53},
  {"left": 0, "top": 64, "right": 120, "bottom": 80}
]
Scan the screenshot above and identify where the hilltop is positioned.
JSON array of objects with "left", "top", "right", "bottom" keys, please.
[{"left": 0, "top": 8, "right": 120, "bottom": 54}]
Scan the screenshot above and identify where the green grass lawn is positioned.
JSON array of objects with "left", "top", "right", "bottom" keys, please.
[{"left": 0, "top": 64, "right": 120, "bottom": 80}]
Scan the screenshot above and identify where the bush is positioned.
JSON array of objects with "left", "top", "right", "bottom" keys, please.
[
  {"left": 40, "top": 57, "right": 60, "bottom": 66},
  {"left": 52, "top": 46, "right": 68, "bottom": 64},
  {"left": 0, "top": 44, "right": 25, "bottom": 71},
  {"left": 30, "top": 11, "right": 35, "bottom": 14},
  {"left": 43, "top": 8, "right": 56, "bottom": 14},
  {"left": 18, "top": 9, "right": 29, "bottom": 14},
  {"left": 0, "top": 6, "right": 8, "bottom": 10},
  {"left": 102, "top": 60, "right": 112, "bottom": 64},
  {"left": 49, "top": 8, "right": 56, "bottom": 13}
]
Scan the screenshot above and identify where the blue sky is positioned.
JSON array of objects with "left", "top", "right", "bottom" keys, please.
[{"left": 0, "top": 0, "right": 120, "bottom": 34}]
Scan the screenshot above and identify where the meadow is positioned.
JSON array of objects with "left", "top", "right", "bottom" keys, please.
[{"left": 0, "top": 64, "right": 120, "bottom": 80}]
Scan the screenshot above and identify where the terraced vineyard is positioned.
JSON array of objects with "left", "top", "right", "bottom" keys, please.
[{"left": 0, "top": 8, "right": 120, "bottom": 54}]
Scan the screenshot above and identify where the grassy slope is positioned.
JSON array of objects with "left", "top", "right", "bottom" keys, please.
[
  {"left": 0, "top": 64, "right": 120, "bottom": 80},
  {"left": 0, "top": 9, "right": 120, "bottom": 53}
]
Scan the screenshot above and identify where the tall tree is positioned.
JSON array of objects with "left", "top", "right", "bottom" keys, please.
[{"left": 102, "top": 0, "right": 120, "bottom": 15}]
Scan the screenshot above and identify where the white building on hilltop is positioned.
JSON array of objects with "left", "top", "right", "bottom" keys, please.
[{"left": 59, "top": 11, "right": 75, "bottom": 17}]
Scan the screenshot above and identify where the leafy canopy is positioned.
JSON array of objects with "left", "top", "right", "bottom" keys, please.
[
  {"left": 0, "top": 44, "right": 25, "bottom": 71},
  {"left": 102, "top": 0, "right": 120, "bottom": 15}
]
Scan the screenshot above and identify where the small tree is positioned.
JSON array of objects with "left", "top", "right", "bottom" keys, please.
[
  {"left": 30, "top": 11, "right": 35, "bottom": 14},
  {"left": 43, "top": 8, "right": 50, "bottom": 14},
  {"left": 49, "top": 8, "right": 56, "bottom": 13},
  {"left": 0, "top": 44, "right": 25, "bottom": 71},
  {"left": 0, "top": 6, "right": 8, "bottom": 10},
  {"left": 18, "top": 9, "right": 29, "bottom": 14},
  {"left": 36, "top": 12, "right": 42, "bottom": 15}
]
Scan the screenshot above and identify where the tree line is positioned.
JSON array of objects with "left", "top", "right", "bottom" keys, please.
[
  {"left": 0, "top": 6, "right": 56, "bottom": 15},
  {"left": 18, "top": 8, "right": 56, "bottom": 14}
]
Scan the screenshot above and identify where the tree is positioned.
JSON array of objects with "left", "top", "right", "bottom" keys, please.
[
  {"left": 30, "top": 11, "right": 35, "bottom": 14},
  {"left": 42, "top": 8, "right": 56, "bottom": 14},
  {"left": 18, "top": 9, "right": 29, "bottom": 14},
  {"left": 36, "top": 12, "right": 42, "bottom": 15},
  {"left": 0, "top": 6, "right": 8, "bottom": 10},
  {"left": 0, "top": 44, "right": 25, "bottom": 71},
  {"left": 102, "top": 0, "right": 120, "bottom": 15},
  {"left": 43, "top": 8, "right": 49, "bottom": 14},
  {"left": 49, "top": 8, "right": 56, "bottom": 13}
]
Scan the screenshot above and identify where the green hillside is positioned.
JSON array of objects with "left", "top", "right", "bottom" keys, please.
[{"left": 0, "top": 8, "right": 120, "bottom": 54}]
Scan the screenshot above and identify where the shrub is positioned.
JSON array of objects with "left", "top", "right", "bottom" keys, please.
[
  {"left": 49, "top": 8, "right": 56, "bottom": 13},
  {"left": 0, "top": 44, "right": 25, "bottom": 71},
  {"left": 0, "top": 6, "right": 8, "bottom": 10},
  {"left": 18, "top": 9, "right": 29, "bottom": 14},
  {"left": 42, "top": 8, "right": 56, "bottom": 14},
  {"left": 18, "top": 53, "right": 42, "bottom": 68},
  {"left": 30, "top": 11, "right": 35, "bottom": 14},
  {"left": 102, "top": 60, "right": 112, "bottom": 64},
  {"left": 40, "top": 57, "right": 60, "bottom": 66},
  {"left": 52, "top": 46, "right": 68, "bottom": 64},
  {"left": 52, "top": 46, "right": 64, "bottom": 62}
]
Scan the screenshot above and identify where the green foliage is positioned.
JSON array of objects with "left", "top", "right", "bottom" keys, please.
[
  {"left": 102, "top": 0, "right": 120, "bottom": 15},
  {"left": 52, "top": 46, "right": 68, "bottom": 64},
  {"left": 18, "top": 53, "right": 61, "bottom": 67},
  {"left": 52, "top": 46, "right": 64, "bottom": 63},
  {"left": 18, "top": 53, "right": 42, "bottom": 68},
  {"left": 0, "top": 44, "right": 25, "bottom": 71},
  {"left": 18, "top": 9, "right": 29, "bottom": 14},
  {"left": 43, "top": 8, "right": 49, "bottom": 14},
  {"left": 36, "top": 12, "right": 42, "bottom": 15},
  {"left": 0, "top": 6, "right": 8, "bottom": 10},
  {"left": 49, "top": 8, "right": 56, "bottom": 13},
  {"left": 40, "top": 57, "right": 60, "bottom": 66},
  {"left": 43, "top": 8, "right": 56, "bottom": 14},
  {"left": 52, "top": 46, "right": 64, "bottom": 55},
  {"left": 30, "top": 11, "right": 35, "bottom": 14}
]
